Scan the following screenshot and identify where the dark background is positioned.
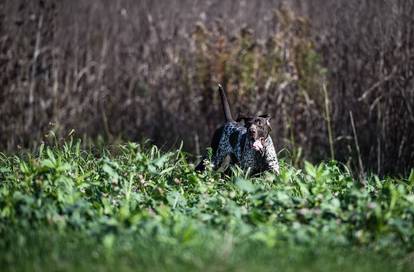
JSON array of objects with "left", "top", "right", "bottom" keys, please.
[{"left": 1, "top": 0, "right": 413, "bottom": 175}]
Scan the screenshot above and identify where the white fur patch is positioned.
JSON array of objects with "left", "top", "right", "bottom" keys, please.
[{"left": 252, "top": 140, "right": 263, "bottom": 151}]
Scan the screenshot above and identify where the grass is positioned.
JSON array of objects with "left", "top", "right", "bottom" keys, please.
[
  {"left": 1, "top": 229, "right": 409, "bottom": 272},
  {"left": 1, "top": 139, "right": 414, "bottom": 271}
]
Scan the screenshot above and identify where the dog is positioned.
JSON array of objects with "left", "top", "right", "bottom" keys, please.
[{"left": 196, "top": 84, "right": 279, "bottom": 175}]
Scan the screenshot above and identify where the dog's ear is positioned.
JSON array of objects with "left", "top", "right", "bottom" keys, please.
[
  {"left": 259, "top": 114, "right": 272, "bottom": 129},
  {"left": 259, "top": 114, "right": 270, "bottom": 119}
]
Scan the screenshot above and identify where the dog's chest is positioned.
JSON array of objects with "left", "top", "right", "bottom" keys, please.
[
  {"left": 239, "top": 141, "right": 265, "bottom": 172},
  {"left": 222, "top": 123, "right": 264, "bottom": 171}
]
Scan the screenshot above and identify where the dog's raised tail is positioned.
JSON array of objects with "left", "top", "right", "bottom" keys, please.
[{"left": 218, "top": 84, "right": 234, "bottom": 122}]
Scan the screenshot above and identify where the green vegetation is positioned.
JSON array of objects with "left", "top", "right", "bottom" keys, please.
[{"left": 1, "top": 140, "right": 414, "bottom": 271}]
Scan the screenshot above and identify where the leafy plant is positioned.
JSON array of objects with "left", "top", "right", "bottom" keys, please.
[{"left": 0, "top": 141, "right": 414, "bottom": 271}]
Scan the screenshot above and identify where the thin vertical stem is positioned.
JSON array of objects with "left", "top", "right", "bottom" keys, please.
[
  {"left": 26, "top": 15, "right": 43, "bottom": 131},
  {"left": 323, "top": 81, "right": 335, "bottom": 160},
  {"left": 349, "top": 111, "right": 366, "bottom": 184}
]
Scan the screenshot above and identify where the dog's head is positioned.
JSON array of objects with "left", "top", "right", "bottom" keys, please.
[{"left": 237, "top": 113, "right": 272, "bottom": 151}]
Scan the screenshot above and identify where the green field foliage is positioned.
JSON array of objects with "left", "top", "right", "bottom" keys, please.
[{"left": 1, "top": 140, "right": 414, "bottom": 271}]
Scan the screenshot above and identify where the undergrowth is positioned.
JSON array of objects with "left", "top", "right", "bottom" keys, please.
[{"left": 0, "top": 140, "right": 414, "bottom": 271}]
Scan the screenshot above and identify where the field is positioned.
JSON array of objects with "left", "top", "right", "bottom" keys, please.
[
  {"left": 1, "top": 140, "right": 414, "bottom": 271},
  {"left": 1, "top": 1, "right": 414, "bottom": 271}
]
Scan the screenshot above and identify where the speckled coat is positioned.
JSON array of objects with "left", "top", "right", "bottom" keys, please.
[{"left": 211, "top": 122, "right": 279, "bottom": 175}]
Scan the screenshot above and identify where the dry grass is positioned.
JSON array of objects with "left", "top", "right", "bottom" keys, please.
[{"left": 0, "top": 0, "right": 413, "bottom": 175}]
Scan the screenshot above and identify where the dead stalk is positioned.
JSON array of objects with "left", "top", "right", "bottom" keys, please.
[
  {"left": 349, "top": 111, "right": 366, "bottom": 184},
  {"left": 323, "top": 81, "right": 335, "bottom": 160}
]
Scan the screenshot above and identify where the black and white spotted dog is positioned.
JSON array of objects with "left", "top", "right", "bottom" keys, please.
[{"left": 196, "top": 84, "right": 279, "bottom": 175}]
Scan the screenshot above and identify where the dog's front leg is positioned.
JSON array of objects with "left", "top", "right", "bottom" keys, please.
[{"left": 264, "top": 137, "right": 280, "bottom": 175}]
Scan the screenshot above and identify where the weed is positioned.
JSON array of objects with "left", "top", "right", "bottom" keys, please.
[{"left": 0, "top": 141, "right": 414, "bottom": 271}]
